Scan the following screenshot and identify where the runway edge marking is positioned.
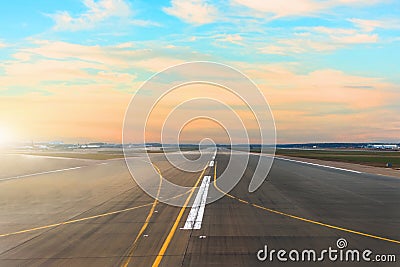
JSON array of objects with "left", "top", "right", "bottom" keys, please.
[
  {"left": 0, "top": 161, "right": 110, "bottom": 182},
  {"left": 274, "top": 156, "right": 362, "bottom": 174},
  {"left": 0, "top": 166, "right": 84, "bottom": 182}
]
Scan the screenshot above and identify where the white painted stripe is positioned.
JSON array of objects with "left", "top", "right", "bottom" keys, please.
[
  {"left": 209, "top": 160, "right": 214, "bottom": 167},
  {"left": 275, "top": 157, "right": 362, "bottom": 174},
  {"left": 182, "top": 179, "right": 206, "bottom": 229},
  {"left": 0, "top": 161, "right": 112, "bottom": 182},
  {"left": 0, "top": 166, "right": 84, "bottom": 182},
  {"left": 194, "top": 177, "right": 210, "bottom": 229},
  {"left": 182, "top": 176, "right": 211, "bottom": 230}
]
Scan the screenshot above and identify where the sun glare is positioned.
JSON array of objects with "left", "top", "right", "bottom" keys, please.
[{"left": 0, "top": 127, "right": 13, "bottom": 146}]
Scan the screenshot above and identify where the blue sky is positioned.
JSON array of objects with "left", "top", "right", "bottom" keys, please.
[
  {"left": 1, "top": 0, "right": 399, "bottom": 81},
  {"left": 0, "top": 0, "right": 399, "bottom": 143}
]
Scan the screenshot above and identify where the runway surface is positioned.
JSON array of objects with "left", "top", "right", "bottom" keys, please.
[{"left": 0, "top": 150, "right": 399, "bottom": 266}]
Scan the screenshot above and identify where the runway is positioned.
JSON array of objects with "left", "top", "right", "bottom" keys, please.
[{"left": 0, "top": 150, "right": 399, "bottom": 266}]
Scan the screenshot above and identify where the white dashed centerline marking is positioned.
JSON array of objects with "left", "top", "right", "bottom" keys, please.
[
  {"left": 182, "top": 175, "right": 211, "bottom": 230},
  {"left": 275, "top": 157, "right": 362, "bottom": 174}
]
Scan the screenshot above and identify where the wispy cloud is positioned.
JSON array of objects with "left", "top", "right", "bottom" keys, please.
[
  {"left": 0, "top": 41, "right": 8, "bottom": 48},
  {"left": 0, "top": 39, "right": 203, "bottom": 92},
  {"left": 308, "top": 26, "right": 378, "bottom": 44},
  {"left": 218, "top": 34, "right": 244, "bottom": 45},
  {"left": 1, "top": 38, "right": 399, "bottom": 143},
  {"left": 349, "top": 18, "right": 400, "bottom": 32},
  {"left": 331, "top": 33, "right": 378, "bottom": 44},
  {"left": 1, "top": 0, "right": 399, "bottom": 143},
  {"left": 1, "top": 40, "right": 142, "bottom": 92},
  {"left": 231, "top": 0, "right": 386, "bottom": 18},
  {"left": 49, "top": 0, "right": 155, "bottom": 31},
  {"left": 163, "top": 0, "right": 218, "bottom": 25},
  {"left": 259, "top": 25, "right": 379, "bottom": 55},
  {"left": 232, "top": 0, "right": 325, "bottom": 18},
  {"left": 259, "top": 39, "right": 339, "bottom": 55},
  {"left": 239, "top": 64, "right": 400, "bottom": 142}
]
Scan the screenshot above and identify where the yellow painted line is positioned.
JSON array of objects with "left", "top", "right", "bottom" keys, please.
[
  {"left": 212, "top": 161, "right": 400, "bottom": 245},
  {"left": 121, "top": 164, "right": 163, "bottom": 267},
  {"left": 0, "top": 203, "right": 152, "bottom": 238},
  {"left": 250, "top": 203, "right": 400, "bottom": 244},
  {"left": 237, "top": 199, "right": 249, "bottom": 204},
  {"left": 152, "top": 165, "right": 208, "bottom": 267},
  {"left": 0, "top": 190, "right": 193, "bottom": 239},
  {"left": 0, "top": 172, "right": 193, "bottom": 239}
]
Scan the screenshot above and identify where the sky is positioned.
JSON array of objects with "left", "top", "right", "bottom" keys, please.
[{"left": 0, "top": 0, "right": 399, "bottom": 144}]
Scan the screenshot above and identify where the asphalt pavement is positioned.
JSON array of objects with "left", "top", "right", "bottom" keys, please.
[{"left": 0, "top": 150, "right": 399, "bottom": 266}]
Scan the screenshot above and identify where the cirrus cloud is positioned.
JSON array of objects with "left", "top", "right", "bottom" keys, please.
[
  {"left": 163, "top": 0, "right": 218, "bottom": 25},
  {"left": 49, "top": 0, "right": 156, "bottom": 31},
  {"left": 232, "top": 0, "right": 387, "bottom": 18}
]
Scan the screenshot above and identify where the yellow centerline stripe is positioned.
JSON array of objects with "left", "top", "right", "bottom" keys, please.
[
  {"left": 212, "top": 161, "right": 400, "bottom": 245},
  {"left": 0, "top": 203, "right": 152, "bottom": 238},
  {"left": 250, "top": 203, "right": 400, "bottom": 244},
  {"left": 121, "top": 164, "right": 163, "bottom": 267},
  {"left": 237, "top": 199, "right": 249, "bottom": 204},
  {"left": 0, "top": 175, "right": 192, "bottom": 239},
  {"left": 152, "top": 165, "right": 208, "bottom": 267}
]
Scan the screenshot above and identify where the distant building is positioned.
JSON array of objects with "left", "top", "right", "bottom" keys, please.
[
  {"left": 367, "top": 144, "right": 399, "bottom": 150},
  {"left": 48, "top": 141, "right": 64, "bottom": 145}
]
